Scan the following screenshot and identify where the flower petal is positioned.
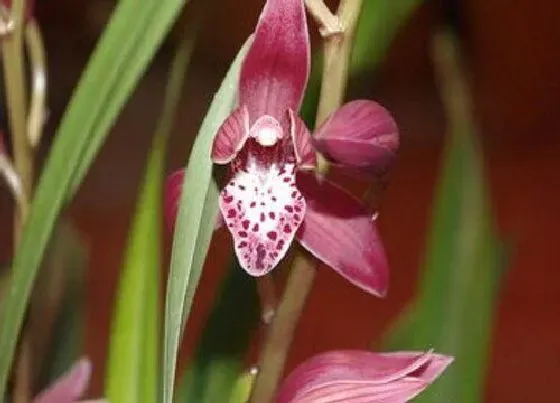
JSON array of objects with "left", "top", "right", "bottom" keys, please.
[
  {"left": 211, "top": 105, "right": 250, "bottom": 164},
  {"left": 314, "top": 100, "right": 398, "bottom": 175},
  {"left": 289, "top": 109, "right": 316, "bottom": 169},
  {"left": 33, "top": 358, "right": 92, "bottom": 403},
  {"left": 220, "top": 164, "right": 305, "bottom": 276},
  {"left": 276, "top": 350, "right": 453, "bottom": 403},
  {"left": 240, "top": 0, "right": 310, "bottom": 121},
  {"left": 164, "top": 170, "right": 223, "bottom": 232},
  {"left": 295, "top": 173, "right": 388, "bottom": 296}
]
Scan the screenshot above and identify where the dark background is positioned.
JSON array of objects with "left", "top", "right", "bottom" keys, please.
[{"left": 1, "top": 0, "right": 559, "bottom": 401}]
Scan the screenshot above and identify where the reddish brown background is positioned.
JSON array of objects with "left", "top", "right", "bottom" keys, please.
[{"left": 1, "top": 0, "right": 560, "bottom": 402}]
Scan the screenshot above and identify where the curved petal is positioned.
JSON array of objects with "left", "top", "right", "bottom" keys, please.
[
  {"left": 277, "top": 350, "right": 453, "bottom": 403},
  {"left": 240, "top": 0, "right": 310, "bottom": 121},
  {"left": 220, "top": 164, "right": 305, "bottom": 276},
  {"left": 289, "top": 109, "right": 316, "bottom": 170},
  {"left": 295, "top": 173, "right": 388, "bottom": 297},
  {"left": 211, "top": 105, "right": 250, "bottom": 164},
  {"left": 314, "top": 100, "right": 398, "bottom": 175},
  {"left": 33, "top": 358, "right": 92, "bottom": 403},
  {"left": 165, "top": 170, "right": 223, "bottom": 232}
]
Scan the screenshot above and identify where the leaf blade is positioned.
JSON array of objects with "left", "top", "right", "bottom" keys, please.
[{"left": 162, "top": 38, "right": 252, "bottom": 403}]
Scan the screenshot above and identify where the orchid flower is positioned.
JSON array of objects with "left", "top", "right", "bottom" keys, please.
[
  {"left": 276, "top": 350, "right": 453, "bottom": 403},
  {"left": 166, "top": 0, "right": 398, "bottom": 297},
  {"left": 32, "top": 358, "right": 105, "bottom": 403}
]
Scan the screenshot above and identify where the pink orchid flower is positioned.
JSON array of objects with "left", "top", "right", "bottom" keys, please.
[
  {"left": 276, "top": 350, "right": 453, "bottom": 403},
  {"left": 166, "top": 0, "right": 398, "bottom": 297},
  {"left": 32, "top": 358, "right": 105, "bottom": 403}
]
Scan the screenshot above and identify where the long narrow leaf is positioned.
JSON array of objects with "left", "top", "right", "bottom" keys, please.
[
  {"left": 382, "top": 32, "right": 505, "bottom": 403},
  {"left": 162, "top": 38, "right": 252, "bottom": 403},
  {"left": 105, "top": 132, "right": 165, "bottom": 403},
  {"left": 0, "top": 0, "right": 187, "bottom": 395},
  {"left": 105, "top": 24, "right": 195, "bottom": 403}
]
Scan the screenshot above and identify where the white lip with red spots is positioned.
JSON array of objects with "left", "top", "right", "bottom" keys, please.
[{"left": 219, "top": 118, "right": 306, "bottom": 275}]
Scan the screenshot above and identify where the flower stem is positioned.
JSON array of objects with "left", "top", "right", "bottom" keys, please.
[
  {"left": 248, "top": 256, "right": 316, "bottom": 403},
  {"left": 248, "top": 1, "right": 364, "bottom": 401},
  {"left": 2, "top": 1, "right": 34, "bottom": 401}
]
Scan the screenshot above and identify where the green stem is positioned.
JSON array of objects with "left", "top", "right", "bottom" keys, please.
[
  {"left": 2, "top": 1, "right": 35, "bottom": 401},
  {"left": 248, "top": 1, "right": 364, "bottom": 401}
]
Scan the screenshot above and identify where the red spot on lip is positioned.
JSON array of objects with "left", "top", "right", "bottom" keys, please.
[
  {"left": 276, "top": 240, "right": 285, "bottom": 250},
  {"left": 238, "top": 231, "right": 248, "bottom": 238},
  {"left": 267, "top": 231, "right": 277, "bottom": 240},
  {"left": 283, "top": 224, "right": 292, "bottom": 233},
  {"left": 239, "top": 241, "right": 248, "bottom": 248},
  {"left": 283, "top": 177, "right": 291, "bottom": 183},
  {"left": 294, "top": 205, "right": 302, "bottom": 212},
  {"left": 293, "top": 214, "right": 300, "bottom": 221},
  {"left": 252, "top": 223, "right": 259, "bottom": 232},
  {"left": 227, "top": 209, "right": 237, "bottom": 218},
  {"left": 269, "top": 212, "right": 276, "bottom": 219},
  {"left": 250, "top": 202, "right": 256, "bottom": 208},
  {"left": 284, "top": 205, "right": 294, "bottom": 213},
  {"left": 242, "top": 220, "right": 250, "bottom": 229},
  {"left": 260, "top": 213, "right": 266, "bottom": 222},
  {"left": 224, "top": 195, "right": 234, "bottom": 203}
]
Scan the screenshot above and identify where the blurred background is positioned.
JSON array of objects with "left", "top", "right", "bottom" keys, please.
[{"left": 0, "top": 0, "right": 559, "bottom": 401}]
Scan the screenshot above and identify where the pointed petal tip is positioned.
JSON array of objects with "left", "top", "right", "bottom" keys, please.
[{"left": 33, "top": 357, "right": 92, "bottom": 403}]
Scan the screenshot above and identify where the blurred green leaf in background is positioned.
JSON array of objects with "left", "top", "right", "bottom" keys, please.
[
  {"left": 104, "top": 14, "right": 199, "bottom": 402},
  {"left": 0, "top": 0, "right": 189, "bottom": 394},
  {"left": 175, "top": 264, "right": 259, "bottom": 403},
  {"left": 300, "top": 0, "right": 423, "bottom": 126},
  {"left": 382, "top": 31, "right": 506, "bottom": 403}
]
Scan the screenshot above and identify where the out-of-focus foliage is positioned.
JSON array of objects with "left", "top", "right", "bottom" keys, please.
[
  {"left": 162, "top": 39, "right": 252, "bottom": 403},
  {"left": 301, "top": 0, "right": 423, "bottom": 126},
  {"left": 175, "top": 265, "right": 259, "bottom": 402},
  {"left": 34, "top": 223, "right": 88, "bottom": 389},
  {"left": 105, "top": 20, "right": 197, "bottom": 402},
  {"left": 104, "top": 133, "right": 164, "bottom": 403},
  {"left": 0, "top": 0, "right": 188, "bottom": 394},
  {"left": 382, "top": 32, "right": 505, "bottom": 403}
]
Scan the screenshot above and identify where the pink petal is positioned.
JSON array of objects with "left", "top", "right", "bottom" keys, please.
[
  {"left": 240, "top": 0, "right": 310, "bottom": 121},
  {"left": 314, "top": 100, "right": 399, "bottom": 175},
  {"left": 276, "top": 350, "right": 453, "bottom": 403},
  {"left": 164, "top": 170, "right": 223, "bottom": 232},
  {"left": 33, "top": 358, "right": 92, "bottom": 403},
  {"left": 289, "top": 109, "right": 316, "bottom": 170},
  {"left": 220, "top": 164, "right": 305, "bottom": 276},
  {"left": 295, "top": 173, "right": 388, "bottom": 297},
  {"left": 211, "top": 106, "right": 250, "bottom": 164}
]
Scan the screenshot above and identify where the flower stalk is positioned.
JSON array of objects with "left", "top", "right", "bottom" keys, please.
[
  {"left": 1, "top": 1, "right": 39, "bottom": 401},
  {"left": 248, "top": 1, "right": 365, "bottom": 401}
]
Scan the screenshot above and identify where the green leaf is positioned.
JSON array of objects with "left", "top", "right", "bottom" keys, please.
[
  {"left": 300, "top": 0, "right": 422, "bottom": 128},
  {"left": 105, "top": 22, "right": 196, "bottom": 403},
  {"left": 0, "top": 0, "right": 187, "bottom": 396},
  {"left": 162, "top": 38, "right": 252, "bottom": 403},
  {"left": 105, "top": 132, "right": 164, "bottom": 403},
  {"left": 382, "top": 32, "right": 505, "bottom": 403},
  {"left": 350, "top": 0, "right": 422, "bottom": 75},
  {"left": 175, "top": 265, "right": 259, "bottom": 402}
]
